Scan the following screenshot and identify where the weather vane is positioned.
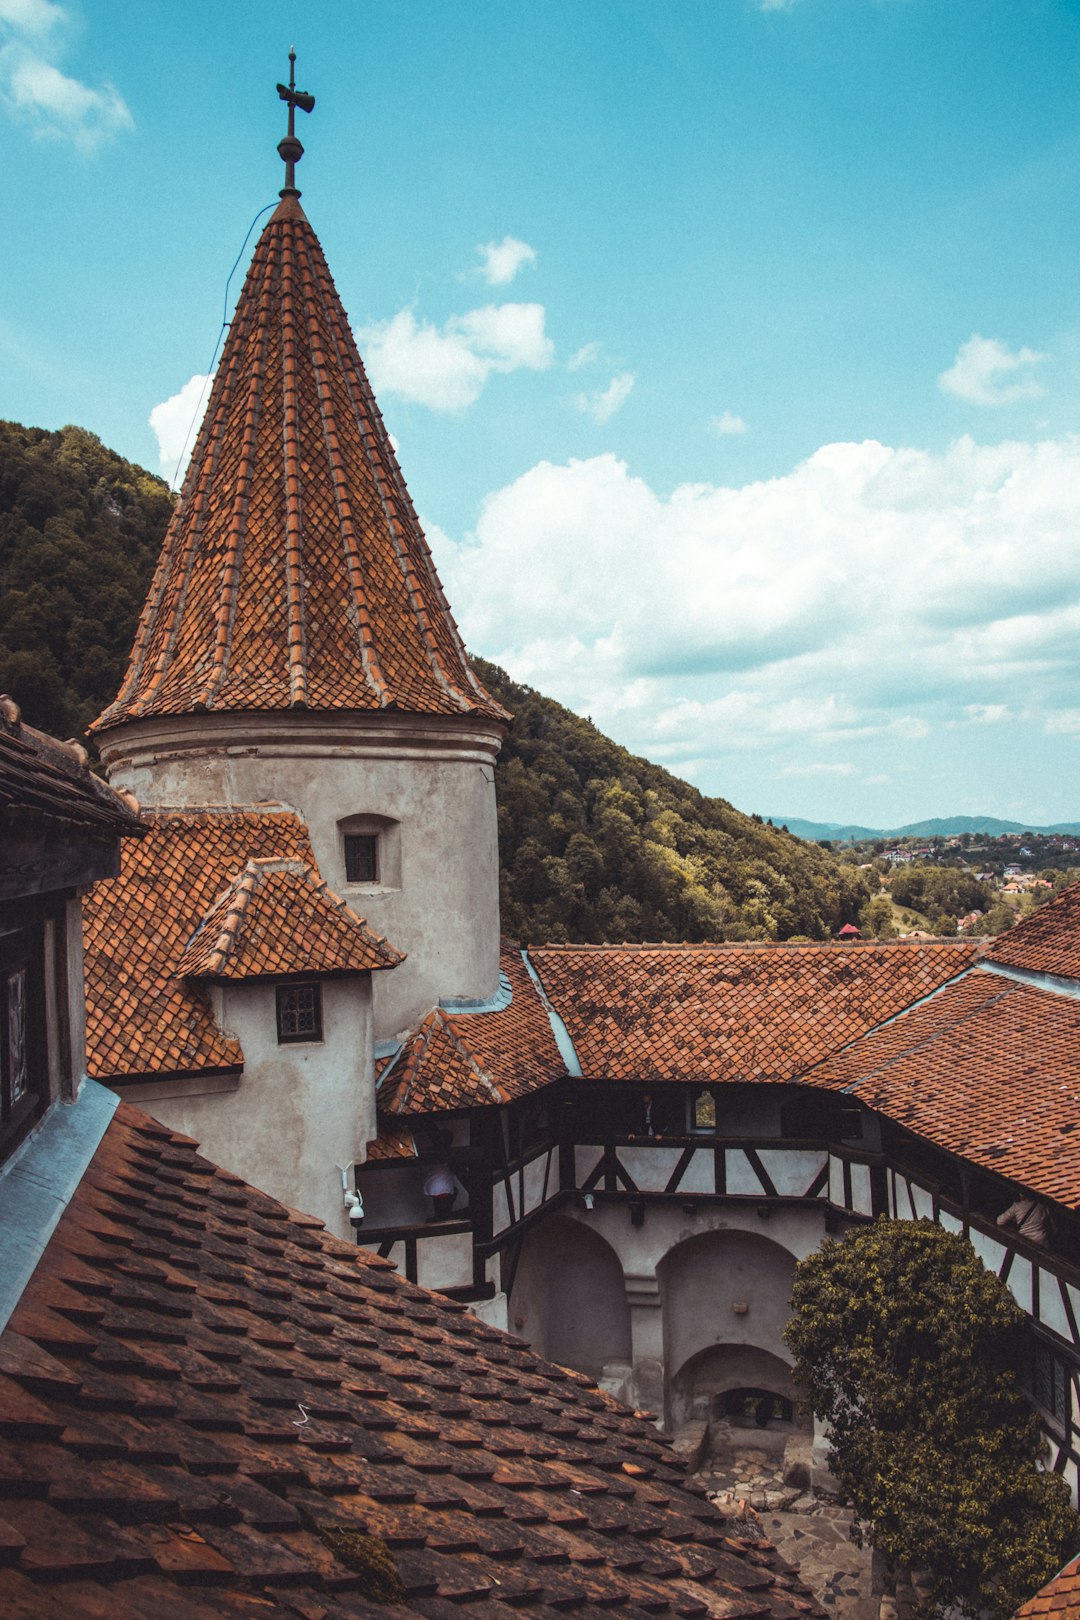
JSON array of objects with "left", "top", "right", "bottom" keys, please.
[{"left": 276, "top": 48, "right": 315, "bottom": 198}]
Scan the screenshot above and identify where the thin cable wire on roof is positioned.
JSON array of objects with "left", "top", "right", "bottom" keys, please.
[{"left": 169, "top": 200, "right": 278, "bottom": 491}]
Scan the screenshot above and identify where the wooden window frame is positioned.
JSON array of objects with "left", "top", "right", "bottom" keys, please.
[{"left": 275, "top": 982, "right": 324, "bottom": 1044}]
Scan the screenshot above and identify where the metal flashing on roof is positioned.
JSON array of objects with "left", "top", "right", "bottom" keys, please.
[
  {"left": 522, "top": 948, "right": 582, "bottom": 1078},
  {"left": 440, "top": 970, "right": 513, "bottom": 1014},
  {"left": 978, "top": 959, "right": 1080, "bottom": 1002},
  {"left": 0, "top": 1081, "right": 118, "bottom": 1334}
]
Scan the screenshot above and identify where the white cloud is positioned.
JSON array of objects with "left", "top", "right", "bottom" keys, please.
[
  {"left": 938, "top": 334, "right": 1048, "bottom": 407},
  {"left": 568, "top": 341, "right": 601, "bottom": 372},
  {"left": 0, "top": 0, "right": 64, "bottom": 34},
  {"left": 964, "top": 703, "right": 1009, "bottom": 724},
  {"left": 435, "top": 433, "right": 1080, "bottom": 788},
  {"left": 576, "top": 371, "right": 635, "bottom": 424},
  {"left": 476, "top": 236, "right": 536, "bottom": 286},
  {"left": 779, "top": 762, "right": 856, "bottom": 778},
  {"left": 359, "top": 302, "right": 553, "bottom": 412},
  {"left": 710, "top": 410, "right": 747, "bottom": 436},
  {"left": 149, "top": 373, "right": 210, "bottom": 489},
  {"left": 0, "top": 0, "right": 131, "bottom": 152}
]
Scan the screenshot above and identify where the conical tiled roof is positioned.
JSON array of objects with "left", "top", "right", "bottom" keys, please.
[{"left": 94, "top": 196, "right": 507, "bottom": 730}]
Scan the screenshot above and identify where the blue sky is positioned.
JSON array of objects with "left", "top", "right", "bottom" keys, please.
[{"left": 5, "top": 0, "right": 1080, "bottom": 828}]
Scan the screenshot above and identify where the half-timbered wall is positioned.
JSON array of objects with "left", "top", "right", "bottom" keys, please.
[{"left": 357, "top": 1078, "right": 1080, "bottom": 1498}]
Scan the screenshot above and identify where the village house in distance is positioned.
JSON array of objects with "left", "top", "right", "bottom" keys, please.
[{"left": 79, "top": 65, "right": 1080, "bottom": 1503}]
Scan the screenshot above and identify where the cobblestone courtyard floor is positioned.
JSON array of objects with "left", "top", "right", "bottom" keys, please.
[{"left": 696, "top": 1442, "right": 878, "bottom": 1620}]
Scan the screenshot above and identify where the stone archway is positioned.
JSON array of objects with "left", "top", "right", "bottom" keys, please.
[
  {"left": 669, "top": 1341, "right": 807, "bottom": 1441},
  {"left": 507, "top": 1214, "right": 632, "bottom": 1385},
  {"left": 658, "top": 1226, "right": 799, "bottom": 1430}
]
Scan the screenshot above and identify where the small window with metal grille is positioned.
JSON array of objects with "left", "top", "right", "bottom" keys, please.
[
  {"left": 343, "top": 833, "right": 378, "bottom": 885},
  {"left": 276, "top": 983, "right": 323, "bottom": 1044}
]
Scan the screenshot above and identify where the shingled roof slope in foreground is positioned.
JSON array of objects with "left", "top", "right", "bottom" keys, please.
[
  {"left": 93, "top": 197, "right": 507, "bottom": 731},
  {"left": 0, "top": 1100, "right": 823, "bottom": 1619},
  {"left": 806, "top": 968, "right": 1080, "bottom": 1208},
  {"left": 529, "top": 940, "right": 978, "bottom": 1085},
  {"left": 985, "top": 881, "right": 1080, "bottom": 984},
  {"left": 83, "top": 806, "right": 374, "bottom": 1082},
  {"left": 176, "top": 857, "right": 404, "bottom": 980},
  {"left": 378, "top": 947, "right": 566, "bottom": 1117}
]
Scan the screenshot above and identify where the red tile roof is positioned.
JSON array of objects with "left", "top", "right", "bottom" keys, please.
[
  {"left": 93, "top": 197, "right": 507, "bottom": 732},
  {"left": 378, "top": 947, "right": 566, "bottom": 1116},
  {"left": 0, "top": 1101, "right": 823, "bottom": 1619},
  {"left": 0, "top": 697, "right": 141, "bottom": 837},
  {"left": 1014, "top": 1553, "right": 1080, "bottom": 1617},
  {"left": 83, "top": 806, "right": 386, "bottom": 1082},
  {"left": 365, "top": 1123, "right": 420, "bottom": 1161},
  {"left": 175, "top": 857, "right": 403, "bottom": 979},
  {"left": 985, "top": 881, "right": 1080, "bottom": 983},
  {"left": 530, "top": 941, "right": 978, "bottom": 1085},
  {"left": 807, "top": 968, "right": 1080, "bottom": 1207}
]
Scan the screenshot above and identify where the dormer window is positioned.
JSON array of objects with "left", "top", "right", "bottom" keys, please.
[
  {"left": 276, "top": 983, "right": 323, "bottom": 1043},
  {"left": 344, "top": 833, "right": 378, "bottom": 885}
]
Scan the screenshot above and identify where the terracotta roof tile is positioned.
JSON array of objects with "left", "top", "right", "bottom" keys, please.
[
  {"left": 807, "top": 968, "right": 1080, "bottom": 1207},
  {"left": 530, "top": 940, "right": 977, "bottom": 1084},
  {"left": 1014, "top": 1553, "right": 1080, "bottom": 1617},
  {"left": 93, "top": 198, "right": 506, "bottom": 733},
  {"left": 0, "top": 1101, "right": 823, "bottom": 1619},
  {"left": 985, "top": 880, "right": 1080, "bottom": 983},
  {"left": 83, "top": 806, "right": 384, "bottom": 1081},
  {"left": 176, "top": 857, "right": 403, "bottom": 979},
  {"left": 0, "top": 698, "right": 141, "bottom": 838},
  {"left": 364, "top": 1124, "right": 420, "bottom": 1161},
  {"left": 378, "top": 946, "right": 566, "bottom": 1116}
]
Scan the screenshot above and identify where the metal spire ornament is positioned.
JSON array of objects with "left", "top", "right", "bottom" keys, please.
[{"left": 276, "top": 48, "right": 315, "bottom": 198}]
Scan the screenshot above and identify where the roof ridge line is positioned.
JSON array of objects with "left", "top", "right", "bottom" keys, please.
[
  {"left": 311, "top": 248, "right": 476, "bottom": 715},
  {"left": 295, "top": 230, "right": 390, "bottom": 707},
  {"left": 808, "top": 972, "right": 1019, "bottom": 1094},
  {"left": 194, "top": 287, "right": 271, "bottom": 709}
]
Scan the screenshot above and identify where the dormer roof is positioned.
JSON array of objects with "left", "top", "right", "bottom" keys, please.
[
  {"left": 177, "top": 855, "right": 403, "bottom": 980},
  {"left": 94, "top": 196, "right": 508, "bottom": 732}
]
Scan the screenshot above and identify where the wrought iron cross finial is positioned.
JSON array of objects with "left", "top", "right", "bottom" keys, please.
[{"left": 276, "top": 47, "right": 315, "bottom": 199}]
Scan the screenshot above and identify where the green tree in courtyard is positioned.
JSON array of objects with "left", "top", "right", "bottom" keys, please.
[{"left": 784, "top": 1220, "right": 1078, "bottom": 1619}]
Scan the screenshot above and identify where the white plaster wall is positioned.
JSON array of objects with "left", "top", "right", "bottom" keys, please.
[
  {"left": 659, "top": 1227, "right": 799, "bottom": 1393},
  {"left": 130, "top": 976, "right": 374, "bottom": 1239},
  {"left": 509, "top": 1215, "right": 631, "bottom": 1376},
  {"left": 416, "top": 1230, "right": 474, "bottom": 1291},
  {"left": 756, "top": 1149, "right": 827, "bottom": 1198},
  {"left": 99, "top": 711, "right": 504, "bottom": 1039}
]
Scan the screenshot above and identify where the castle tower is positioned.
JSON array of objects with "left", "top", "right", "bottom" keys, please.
[{"left": 93, "top": 62, "right": 508, "bottom": 1041}]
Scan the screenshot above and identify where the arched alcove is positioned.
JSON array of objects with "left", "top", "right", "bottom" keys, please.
[
  {"left": 658, "top": 1227, "right": 799, "bottom": 1426},
  {"left": 508, "top": 1215, "right": 631, "bottom": 1380},
  {"left": 669, "top": 1341, "right": 807, "bottom": 1434}
]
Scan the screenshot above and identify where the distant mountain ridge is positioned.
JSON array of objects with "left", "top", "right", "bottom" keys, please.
[{"left": 774, "top": 814, "right": 1080, "bottom": 843}]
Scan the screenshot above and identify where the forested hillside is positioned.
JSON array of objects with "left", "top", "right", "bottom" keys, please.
[
  {"left": 0, "top": 419, "right": 870, "bottom": 943},
  {"left": 475, "top": 659, "right": 870, "bottom": 943},
  {"left": 0, "top": 421, "right": 174, "bottom": 738}
]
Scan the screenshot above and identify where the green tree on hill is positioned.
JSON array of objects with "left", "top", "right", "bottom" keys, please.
[
  {"left": 0, "top": 416, "right": 874, "bottom": 948},
  {"left": 477, "top": 659, "right": 872, "bottom": 945},
  {"left": 0, "top": 421, "right": 173, "bottom": 738}
]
